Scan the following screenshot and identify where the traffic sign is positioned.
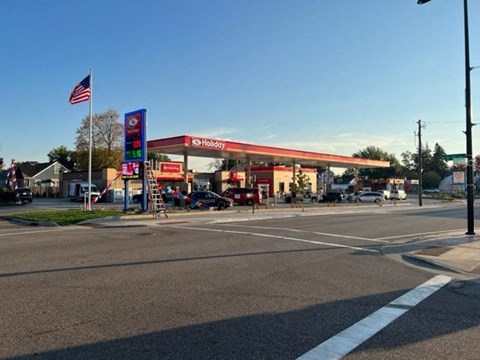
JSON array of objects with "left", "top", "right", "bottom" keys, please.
[{"left": 444, "top": 153, "right": 466, "bottom": 161}]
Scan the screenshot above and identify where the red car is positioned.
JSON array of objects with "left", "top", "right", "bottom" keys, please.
[{"left": 222, "top": 188, "right": 262, "bottom": 206}]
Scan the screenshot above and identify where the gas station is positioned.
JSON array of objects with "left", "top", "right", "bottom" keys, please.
[
  {"left": 147, "top": 134, "right": 390, "bottom": 195},
  {"left": 120, "top": 109, "right": 389, "bottom": 212}
]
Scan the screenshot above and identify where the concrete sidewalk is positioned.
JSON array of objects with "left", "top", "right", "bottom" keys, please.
[{"left": 401, "top": 235, "right": 480, "bottom": 274}]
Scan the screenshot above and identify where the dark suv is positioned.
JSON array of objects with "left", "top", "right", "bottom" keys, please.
[
  {"left": 15, "top": 188, "right": 33, "bottom": 203},
  {"left": 222, "top": 188, "right": 261, "bottom": 206},
  {"left": 321, "top": 192, "right": 343, "bottom": 203},
  {"left": 186, "top": 191, "right": 233, "bottom": 210}
]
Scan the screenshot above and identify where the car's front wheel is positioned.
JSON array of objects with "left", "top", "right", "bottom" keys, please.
[
  {"left": 355, "top": 198, "right": 360, "bottom": 203},
  {"left": 246, "top": 199, "right": 253, "bottom": 206},
  {"left": 217, "top": 201, "right": 226, "bottom": 210}
]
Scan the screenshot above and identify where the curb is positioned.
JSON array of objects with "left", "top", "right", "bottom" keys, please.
[
  {"left": 401, "top": 253, "right": 462, "bottom": 274},
  {"left": 1, "top": 216, "right": 60, "bottom": 227}
]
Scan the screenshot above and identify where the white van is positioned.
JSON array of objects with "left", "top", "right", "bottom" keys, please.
[
  {"left": 390, "top": 190, "right": 407, "bottom": 200},
  {"left": 67, "top": 182, "right": 101, "bottom": 202},
  {"left": 377, "top": 190, "right": 391, "bottom": 200}
]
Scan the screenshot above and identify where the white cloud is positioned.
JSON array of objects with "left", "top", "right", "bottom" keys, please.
[{"left": 195, "top": 127, "right": 238, "bottom": 139}]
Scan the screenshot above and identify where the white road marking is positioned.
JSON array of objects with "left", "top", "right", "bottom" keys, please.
[
  {"left": 171, "top": 226, "right": 379, "bottom": 253},
  {"left": 0, "top": 228, "right": 69, "bottom": 237},
  {"left": 376, "top": 228, "right": 466, "bottom": 241},
  {"left": 220, "top": 224, "right": 388, "bottom": 243},
  {"left": 296, "top": 275, "right": 452, "bottom": 360}
]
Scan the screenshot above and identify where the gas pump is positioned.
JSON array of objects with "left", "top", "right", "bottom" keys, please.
[{"left": 258, "top": 184, "right": 269, "bottom": 204}]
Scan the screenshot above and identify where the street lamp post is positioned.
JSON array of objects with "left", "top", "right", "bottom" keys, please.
[{"left": 418, "top": 0, "right": 475, "bottom": 235}]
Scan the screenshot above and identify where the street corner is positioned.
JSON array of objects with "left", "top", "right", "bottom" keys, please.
[{"left": 403, "top": 236, "right": 480, "bottom": 275}]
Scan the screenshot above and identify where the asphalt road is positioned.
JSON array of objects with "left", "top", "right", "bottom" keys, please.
[{"left": 1, "top": 200, "right": 479, "bottom": 359}]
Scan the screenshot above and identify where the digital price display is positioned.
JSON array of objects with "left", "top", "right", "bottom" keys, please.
[
  {"left": 125, "top": 138, "right": 143, "bottom": 160},
  {"left": 121, "top": 161, "right": 142, "bottom": 180},
  {"left": 124, "top": 109, "right": 146, "bottom": 162}
]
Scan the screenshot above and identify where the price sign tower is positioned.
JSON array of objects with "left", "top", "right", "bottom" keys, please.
[{"left": 123, "top": 109, "right": 147, "bottom": 211}]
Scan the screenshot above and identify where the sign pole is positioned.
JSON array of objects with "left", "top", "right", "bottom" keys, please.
[{"left": 123, "top": 109, "right": 147, "bottom": 212}]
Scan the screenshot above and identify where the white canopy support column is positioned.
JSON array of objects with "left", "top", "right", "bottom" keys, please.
[
  {"left": 354, "top": 167, "right": 359, "bottom": 193},
  {"left": 245, "top": 158, "right": 252, "bottom": 187},
  {"left": 183, "top": 150, "right": 189, "bottom": 193},
  {"left": 326, "top": 164, "right": 331, "bottom": 192},
  {"left": 292, "top": 161, "right": 297, "bottom": 195}
]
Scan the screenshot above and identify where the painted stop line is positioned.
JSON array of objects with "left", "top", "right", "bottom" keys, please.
[{"left": 297, "top": 275, "right": 451, "bottom": 360}]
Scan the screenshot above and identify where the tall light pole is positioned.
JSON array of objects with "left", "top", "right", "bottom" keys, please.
[
  {"left": 417, "top": 119, "right": 423, "bottom": 207},
  {"left": 418, "top": 0, "right": 475, "bottom": 235}
]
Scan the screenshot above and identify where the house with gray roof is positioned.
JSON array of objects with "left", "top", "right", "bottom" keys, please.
[{"left": 0, "top": 161, "right": 69, "bottom": 197}]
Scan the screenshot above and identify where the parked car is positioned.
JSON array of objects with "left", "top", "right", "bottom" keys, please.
[
  {"left": 222, "top": 187, "right": 261, "bottom": 206},
  {"left": 186, "top": 191, "right": 233, "bottom": 210},
  {"left": 15, "top": 188, "right": 33, "bottom": 203},
  {"left": 283, "top": 192, "right": 305, "bottom": 203},
  {"left": 423, "top": 188, "right": 440, "bottom": 194},
  {"left": 132, "top": 192, "right": 177, "bottom": 205},
  {"left": 320, "top": 192, "right": 344, "bottom": 203},
  {"left": 132, "top": 193, "right": 143, "bottom": 204},
  {"left": 350, "top": 191, "right": 384, "bottom": 203},
  {"left": 377, "top": 190, "right": 391, "bottom": 200},
  {"left": 309, "top": 192, "right": 322, "bottom": 203},
  {"left": 390, "top": 190, "right": 407, "bottom": 200}
]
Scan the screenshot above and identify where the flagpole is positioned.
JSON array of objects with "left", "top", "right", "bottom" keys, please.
[{"left": 88, "top": 68, "right": 93, "bottom": 211}]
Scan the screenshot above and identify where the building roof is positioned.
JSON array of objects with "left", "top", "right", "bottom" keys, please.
[
  {"left": 148, "top": 135, "right": 389, "bottom": 169},
  {"left": 0, "top": 161, "right": 69, "bottom": 182},
  {"left": 16, "top": 162, "right": 53, "bottom": 177}
]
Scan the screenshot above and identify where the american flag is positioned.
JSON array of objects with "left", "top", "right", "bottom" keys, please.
[{"left": 69, "top": 75, "right": 91, "bottom": 104}]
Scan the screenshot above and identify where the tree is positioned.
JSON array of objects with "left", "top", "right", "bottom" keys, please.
[
  {"left": 16, "top": 161, "right": 39, "bottom": 166},
  {"left": 430, "top": 143, "right": 448, "bottom": 177},
  {"left": 353, "top": 146, "right": 401, "bottom": 179},
  {"left": 400, "top": 151, "right": 417, "bottom": 179},
  {"left": 475, "top": 155, "right": 480, "bottom": 173},
  {"left": 208, "top": 159, "right": 240, "bottom": 172},
  {"left": 147, "top": 152, "right": 171, "bottom": 162},
  {"left": 75, "top": 109, "right": 123, "bottom": 170},
  {"left": 402, "top": 143, "right": 449, "bottom": 182},
  {"left": 401, "top": 151, "right": 415, "bottom": 171},
  {"left": 422, "top": 171, "right": 441, "bottom": 189},
  {"left": 48, "top": 145, "right": 75, "bottom": 170},
  {"left": 419, "top": 144, "right": 433, "bottom": 173},
  {"left": 290, "top": 169, "right": 310, "bottom": 198}
]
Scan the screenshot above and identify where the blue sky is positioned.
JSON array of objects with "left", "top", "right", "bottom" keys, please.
[{"left": 1, "top": 0, "right": 479, "bottom": 171}]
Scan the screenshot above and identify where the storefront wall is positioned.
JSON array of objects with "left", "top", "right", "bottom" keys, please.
[
  {"left": 213, "top": 166, "right": 317, "bottom": 197},
  {"left": 252, "top": 166, "right": 317, "bottom": 197},
  {"left": 61, "top": 163, "right": 316, "bottom": 201},
  {"left": 214, "top": 171, "right": 246, "bottom": 194}
]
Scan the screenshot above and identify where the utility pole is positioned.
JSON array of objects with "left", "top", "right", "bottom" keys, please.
[{"left": 417, "top": 119, "right": 423, "bottom": 207}]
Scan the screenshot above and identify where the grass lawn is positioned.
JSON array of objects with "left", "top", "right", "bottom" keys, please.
[{"left": 7, "top": 209, "right": 134, "bottom": 226}]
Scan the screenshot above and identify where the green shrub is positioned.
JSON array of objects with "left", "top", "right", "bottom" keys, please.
[{"left": 0, "top": 188, "right": 15, "bottom": 202}]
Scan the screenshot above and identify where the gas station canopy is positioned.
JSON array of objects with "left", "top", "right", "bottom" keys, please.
[{"left": 148, "top": 135, "right": 389, "bottom": 169}]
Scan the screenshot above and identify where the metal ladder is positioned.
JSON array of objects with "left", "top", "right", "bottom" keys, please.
[{"left": 144, "top": 162, "right": 168, "bottom": 219}]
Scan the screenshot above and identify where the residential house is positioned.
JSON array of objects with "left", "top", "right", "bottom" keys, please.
[{"left": 0, "top": 161, "right": 69, "bottom": 197}]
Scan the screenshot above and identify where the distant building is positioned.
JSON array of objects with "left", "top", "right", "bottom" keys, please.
[{"left": 0, "top": 161, "right": 69, "bottom": 197}]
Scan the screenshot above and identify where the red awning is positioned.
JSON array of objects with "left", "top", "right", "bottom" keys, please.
[{"left": 156, "top": 175, "right": 193, "bottom": 181}]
